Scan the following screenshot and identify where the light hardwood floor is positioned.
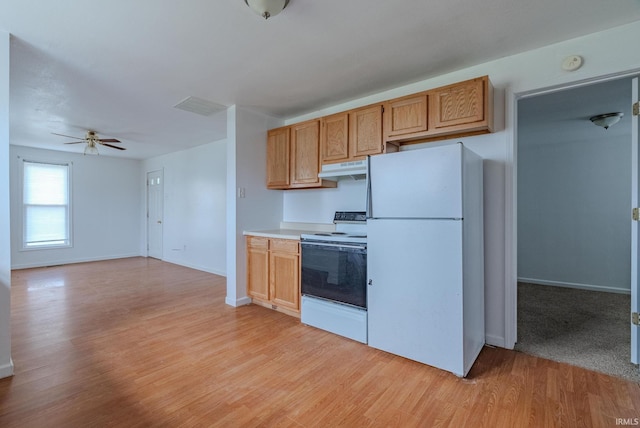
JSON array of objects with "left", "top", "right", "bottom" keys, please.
[{"left": 1, "top": 257, "right": 639, "bottom": 427}]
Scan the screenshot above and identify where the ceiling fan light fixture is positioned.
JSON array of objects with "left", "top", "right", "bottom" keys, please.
[
  {"left": 84, "top": 142, "right": 99, "bottom": 156},
  {"left": 245, "top": 0, "right": 289, "bottom": 19},
  {"left": 590, "top": 112, "right": 624, "bottom": 130}
]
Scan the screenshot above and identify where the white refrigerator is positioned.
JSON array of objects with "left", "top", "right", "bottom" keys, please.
[{"left": 366, "top": 142, "right": 484, "bottom": 377}]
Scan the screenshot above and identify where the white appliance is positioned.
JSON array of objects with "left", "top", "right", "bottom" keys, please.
[
  {"left": 300, "top": 212, "right": 368, "bottom": 343},
  {"left": 317, "top": 159, "right": 367, "bottom": 181},
  {"left": 366, "top": 142, "right": 484, "bottom": 377}
]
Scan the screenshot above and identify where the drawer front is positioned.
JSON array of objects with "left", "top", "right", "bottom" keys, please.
[
  {"left": 247, "top": 236, "right": 269, "bottom": 249},
  {"left": 270, "top": 238, "right": 299, "bottom": 253}
]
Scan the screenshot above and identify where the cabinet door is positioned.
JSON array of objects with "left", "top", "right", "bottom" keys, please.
[
  {"left": 429, "top": 77, "right": 485, "bottom": 130},
  {"left": 321, "top": 112, "right": 349, "bottom": 163},
  {"left": 290, "top": 120, "right": 321, "bottom": 187},
  {"left": 350, "top": 105, "right": 383, "bottom": 158},
  {"left": 266, "top": 127, "right": 290, "bottom": 189},
  {"left": 384, "top": 94, "right": 428, "bottom": 139},
  {"left": 270, "top": 240, "right": 300, "bottom": 311},
  {"left": 247, "top": 237, "right": 269, "bottom": 301}
]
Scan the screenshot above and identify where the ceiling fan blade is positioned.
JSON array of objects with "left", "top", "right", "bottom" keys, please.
[
  {"left": 52, "top": 132, "right": 84, "bottom": 139},
  {"left": 64, "top": 141, "right": 86, "bottom": 144},
  {"left": 97, "top": 138, "right": 121, "bottom": 143},
  {"left": 100, "top": 143, "right": 126, "bottom": 150}
]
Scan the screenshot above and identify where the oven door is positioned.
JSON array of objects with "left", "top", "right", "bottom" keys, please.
[{"left": 301, "top": 241, "right": 367, "bottom": 309}]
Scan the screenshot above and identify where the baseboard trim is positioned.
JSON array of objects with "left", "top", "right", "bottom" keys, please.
[
  {"left": 0, "top": 359, "right": 14, "bottom": 379},
  {"left": 11, "top": 253, "right": 143, "bottom": 270},
  {"left": 161, "top": 258, "right": 226, "bottom": 277},
  {"left": 485, "top": 334, "right": 505, "bottom": 348},
  {"left": 518, "top": 277, "right": 630, "bottom": 295},
  {"left": 225, "top": 296, "right": 252, "bottom": 307}
]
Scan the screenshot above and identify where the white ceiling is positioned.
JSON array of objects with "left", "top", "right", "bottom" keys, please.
[
  {"left": 2, "top": 1, "right": 639, "bottom": 159},
  {"left": 519, "top": 76, "right": 636, "bottom": 147}
]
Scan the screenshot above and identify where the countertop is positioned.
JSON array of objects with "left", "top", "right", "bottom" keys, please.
[
  {"left": 243, "top": 229, "right": 313, "bottom": 240},
  {"left": 243, "top": 222, "right": 335, "bottom": 240}
]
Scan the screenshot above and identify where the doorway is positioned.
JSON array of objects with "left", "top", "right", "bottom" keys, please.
[
  {"left": 147, "top": 169, "right": 163, "bottom": 260},
  {"left": 515, "top": 76, "right": 638, "bottom": 380}
]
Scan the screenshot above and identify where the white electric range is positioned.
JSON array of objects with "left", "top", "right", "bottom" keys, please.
[{"left": 300, "top": 211, "right": 368, "bottom": 343}]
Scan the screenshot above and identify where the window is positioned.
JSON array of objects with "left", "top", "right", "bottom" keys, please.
[{"left": 22, "top": 160, "right": 72, "bottom": 249}]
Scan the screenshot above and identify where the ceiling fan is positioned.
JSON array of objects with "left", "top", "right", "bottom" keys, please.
[{"left": 52, "top": 131, "right": 126, "bottom": 154}]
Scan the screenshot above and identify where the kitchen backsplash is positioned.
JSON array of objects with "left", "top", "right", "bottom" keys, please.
[{"left": 283, "top": 178, "right": 367, "bottom": 224}]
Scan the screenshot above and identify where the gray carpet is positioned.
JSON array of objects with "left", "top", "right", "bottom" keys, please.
[{"left": 515, "top": 282, "right": 640, "bottom": 382}]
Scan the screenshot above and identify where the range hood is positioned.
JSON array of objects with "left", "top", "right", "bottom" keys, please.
[{"left": 317, "top": 159, "right": 367, "bottom": 181}]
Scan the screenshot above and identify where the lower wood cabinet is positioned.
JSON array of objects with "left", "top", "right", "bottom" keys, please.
[{"left": 246, "top": 236, "right": 300, "bottom": 317}]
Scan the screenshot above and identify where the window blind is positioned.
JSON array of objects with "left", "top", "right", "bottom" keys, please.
[{"left": 23, "top": 160, "right": 71, "bottom": 248}]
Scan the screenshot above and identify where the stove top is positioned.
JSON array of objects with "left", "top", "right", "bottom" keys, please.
[
  {"left": 300, "top": 232, "right": 367, "bottom": 244},
  {"left": 301, "top": 211, "right": 367, "bottom": 244}
]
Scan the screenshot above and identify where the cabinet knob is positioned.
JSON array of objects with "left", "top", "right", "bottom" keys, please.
[{"left": 368, "top": 279, "right": 373, "bottom": 286}]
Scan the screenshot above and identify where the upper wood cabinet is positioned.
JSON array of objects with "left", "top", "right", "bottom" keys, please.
[
  {"left": 290, "top": 120, "right": 337, "bottom": 189},
  {"left": 266, "top": 121, "right": 337, "bottom": 190},
  {"left": 268, "top": 76, "right": 494, "bottom": 187},
  {"left": 290, "top": 120, "right": 321, "bottom": 187},
  {"left": 428, "top": 76, "right": 493, "bottom": 136},
  {"left": 266, "top": 127, "right": 290, "bottom": 189},
  {"left": 320, "top": 104, "right": 385, "bottom": 165},
  {"left": 384, "top": 94, "right": 428, "bottom": 139},
  {"left": 320, "top": 112, "right": 350, "bottom": 163},
  {"left": 383, "top": 76, "right": 493, "bottom": 144},
  {"left": 349, "top": 104, "right": 384, "bottom": 159}
]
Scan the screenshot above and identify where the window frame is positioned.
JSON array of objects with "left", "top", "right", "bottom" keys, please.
[{"left": 20, "top": 158, "right": 73, "bottom": 251}]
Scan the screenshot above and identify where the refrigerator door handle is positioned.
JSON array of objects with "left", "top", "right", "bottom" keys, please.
[{"left": 366, "top": 155, "right": 372, "bottom": 219}]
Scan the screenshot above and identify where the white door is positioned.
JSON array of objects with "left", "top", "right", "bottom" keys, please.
[
  {"left": 147, "top": 170, "right": 163, "bottom": 260},
  {"left": 632, "top": 77, "right": 639, "bottom": 364},
  {"left": 367, "top": 218, "right": 465, "bottom": 375}
]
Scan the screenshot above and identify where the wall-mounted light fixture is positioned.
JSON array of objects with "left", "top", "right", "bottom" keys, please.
[
  {"left": 589, "top": 112, "right": 624, "bottom": 130},
  {"left": 245, "top": 0, "right": 289, "bottom": 19}
]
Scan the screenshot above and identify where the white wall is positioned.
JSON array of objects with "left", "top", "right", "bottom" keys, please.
[
  {"left": 0, "top": 30, "right": 13, "bottom": 379},
  {"left": 518, "top": 135, "right": 630, "bottom": 293},
  {"left": 10, "top": 146, "right": 142, "bottom": 269},
  {"left": 225, "top": 106, "right": 283, "bottom": 306},
  {"left": 143, "top": 140, "right": 227, "bottom": 275},
  {"left": 284, "top": 21, "right": 640, "bottom": 347},
  {"left": 283, "top": 178, "right": 367, "bottom": 223}
]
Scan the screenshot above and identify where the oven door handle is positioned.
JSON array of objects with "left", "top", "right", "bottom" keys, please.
[{"left": 301, "top": 242, "right": 366, "bottom": 251}]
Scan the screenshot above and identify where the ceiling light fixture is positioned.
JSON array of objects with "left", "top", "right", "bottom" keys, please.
[
  {"left": 589, "top": 112, "right": 624, "bottom": 130},
  {"left": 245, "top": 0, "right": 289, "bottom": 19},
  {"left": 84, "top": 140, "right": 99, "bottom": 155}
]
